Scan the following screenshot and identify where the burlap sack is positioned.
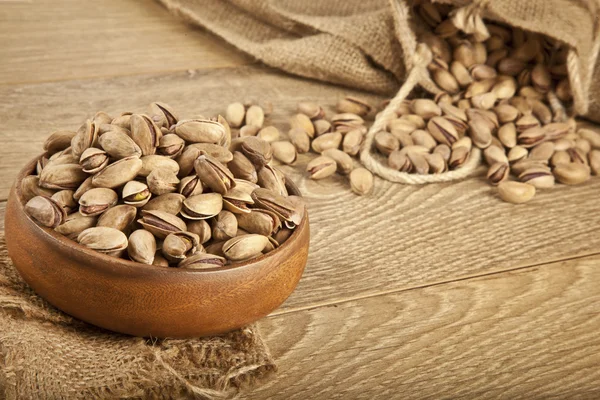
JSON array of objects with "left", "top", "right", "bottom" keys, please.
[
  {"left": 159, "top": 0, "right": 600, "bottom": 184},
  {"left": 0, "top": 233, "right": 276, "bottom": 400}
]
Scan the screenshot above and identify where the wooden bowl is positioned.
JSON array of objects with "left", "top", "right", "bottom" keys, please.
[{"left": 5, "top": 156, "right": 309, "bottom": 338}]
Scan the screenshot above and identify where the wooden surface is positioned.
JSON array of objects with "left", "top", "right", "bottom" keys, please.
[{"left": 1, "top": 1, "right": 599, "bottom": 398}]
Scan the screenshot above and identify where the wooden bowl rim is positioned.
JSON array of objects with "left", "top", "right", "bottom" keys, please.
[{"left": 14, "top": 154, "right": 308, "bottom": 275}]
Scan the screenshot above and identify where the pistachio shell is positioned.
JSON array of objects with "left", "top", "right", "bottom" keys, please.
[
  {"left": 91, "top": 156, "right": 143, "bottom": 189},
  {"left": 122, "top": 180, "right": 152, "bottom": 207},
  {"left": 130, "top": 114, "right": 162, "bottom": 156},
  {"left": 79, "top": 147, "right": 109, "bottom": 174},
  {"left": 181, "top": 193, "right": 223, "bottom": 220},
  {"left": 147, "top": 168, "right": 180, "bottom": 196},
  {"left": 162, "top": 231, "right": 200, "bottom": 262},
  {"left": 139, "top": 155, "right": 180, "bottom": 177},
  {"left": 142, "top": 193, "right": 186, "bottom": 215},
  {"left": 226, "top": 102, "right": 245, "bottom": 128},
  {"left": 98, "top": 130, "right": 142, "bottom": 159},
  {"left": 44, "top": 130, "right": 77, "bottom": 156},
  {"left": 78, "top": 227, "right": 128, "bottom": 257},
  {"left": 212, "top": 210, "right": 238, "bottom": 241},
  {"left": 127, "top": 229, "right": 157, "bottom": 264},
  {"left": 97, "top": 204, "right": 137, "bottom": 231},
  {"left": 25, "top": 196, "right": 66, "bottom": 228},
  {"left": 157, "top": 134, "right": 185, "bottom": 158},
  {"left": 55, "top": 213, "right": 97, "bottom": 240},
  {"left": 178, "top": 252, "right": 225, "bottom": 269},
  {"left": 175, "top": 119, "right": 225, "bottom": 143},
  {"left": 241, "top": 136, "right": 273, "bottom": 167},
  {"left": 138, "top": 209, "right": 187, "bottom": 239},
  {"left": 39, "top": 163, "right": 88, "bottom": 190},
  {"left": 178, "top": 175, "right": 204, "bottom": 197},
  {"left": 223, "top": 234, "right": 268, "bottom": 261},
  {"left": 79, "top": 188, "right": 118, "bottom": 216}
]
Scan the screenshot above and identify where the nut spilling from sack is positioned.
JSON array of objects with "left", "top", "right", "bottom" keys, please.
[
  {"left": 368, "top": 1, "right": 599, "bottom": 203},
  {"left": 22, "top": 103, "right": 306, "bottom": 267}
]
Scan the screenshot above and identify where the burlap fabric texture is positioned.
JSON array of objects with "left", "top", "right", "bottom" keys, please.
[
  {"left": 159, "top": 0, "right": 600, "bottom": 184},
  {"left": 0, "top": 233, "right": 276, "bottom": 400}
]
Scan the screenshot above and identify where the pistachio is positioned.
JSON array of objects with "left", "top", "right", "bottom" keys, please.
[
  {"left": 424, "top": 153, "right": 446, "bottom": 174},
  {"left": 588, "top": 150, "right": 600, "bottom": 175},
  {"left": 39, "top": 163, "right": 88, "bottom": 190},
  {"left": 407, "top": 152, "right": 429, "bottom": 174},
  {"left": 157, "top": 134, "right": 185, "bottom": 158},
  {"left": 556, "top": 79, "right": 572, "bottom": 102},
  {"left": 177, "top": 175, "right": 203, "bottom": 198},
  {"left": 255, "top": 126, "right": 280, "bottom": 143},
  {"left": 342, "top": 128, "right": 364, "bottom": 156},
  {"left": 486, "top": 48, "right": 509, "bottom": 68},
  {"left": 257, "top": 165, "right": 287, "bottom": 196},
  {"left": 150, "top": 102, "right": 179, "bottom": 129},
  {"left": 97, "top": 204, "right": 137, "bottom": 232},
  {"left": 271, "top": 141, "right": 297, "bottom": 165},
  {"left": 78, "top": 188, "right": 118, "bottom": 216},
  {"left": 51, "top": 190, "right": 77, "bottom": 214},
  {"left": 147, "top": 168, "right": 180, "bottom": 195},
  {"left": 288, "top": 128, "right": 311, "bottom": 154},
  {"left": 236, "top": 210, "right": 279, "bottom": 237},
  {"left": 331, "top": 113, "right": 364, "bottom": 130},
  {"left": 97, "top": 123, "right": 131, "bottom": 137},
  {"left": 468, "top": 117, "right": 492, "bottom": 149},
  {"left": 551, "top": 150, "right": 571, "bottom": 167},
  {"left": 470, "top": 64, "right": 497, "bottom": 80},
  {"left": 239, "top": 125, "right": 259, "bottom": 138},
  {"left": 79, "top": 147, "right": 109, "bottom": 174},
  {"left": 450, "top": 61, "right": 473, "bottom": 87},
  {"left": 349, "top": 168, "right": 374, "bottom": 196},
  {"left": 187, "top": 143, "right": 233, "bottom": 164},
  {"left": 194, "top": 153, "right": 236, "bottom": 194},
  {"left": 92, "top": 156, "right": 143, "bottom": 188},
  {"left": 130, "top": 114, "right": 162, "bottom": 156},
  {"left": 73, "top": 176, "right": 94, "bottom": 201},
  {"left": 273, "top": 227, "right": 294, "bottom": 246},
  {"left": 178, "top": 252, "right": 226, "bottom": 269},
  {"left": 433, "top": 144, "right": 452, "bottom": 162},
  {"left": 322, "top": 148, "right": 353, "bottom": 174},
  {"left": 181, "top": 193, "right": 223, "bottom": 220},
  {"left": 511, "top": 159, "right": 549, "bottom": 176},
  {"left": 411, "top": 99, "right": 441, "bottom": 119},
  {"left": 427, "top": 116, "right": 459, "bottom": 146},
  {"left": 497, "top": 181, "right": 536, "bottom": 204},
  {"left": 487, "top": 162, "right": 509, "bottom": 185},
  {"left": 223, "top": 234, "right": 269, "bottom": 262},
  {"left": 336, "top": 96, "right": 372, "bottom": 117},
  {"left": 251, "top": 188, "right": 301, "bottom": 224},
  {"left": 484, "top": 145, "right": 508, "bottom": 165},
  {"left": 388, "top": 150, "right": 411, "bottom": 171},
  {"left": 241, "top": 136, "right": 273, "bottom": 167},
  {"left": 127, "top": 229, "right": 157, "bottom": 264},
  {"left": 518, "top": 127, "right": 546, "bottom": 148},
  {"left": 497, "top": 57, "right": 527, "bottom": 76},
  {"left": 389, "top": 118, "right": 418, "bottom": 136},
  {"left": 449, "top": 146, "right": 470, "bottom": 169},
  {"left": 432, "top": 68, "right": 460, "bottom": 94},
  {"left": 174, "top": 119, "right": 225, "bottom": 144},
  {"left": 175, "top": 147, "right": 204, "bottom": 178},
  {"left": 497, "top": 123, "right": 517, "bottom": 148},
  {"left": 515, "top": 114, "right": 541, "bottom": 133},
  {"left": 528, "top": 142, "right": 555, "bottom": 162},
  {"left": 21, "top": 175, "right": 56, "bottom": 202},
  {"left": 187, "top": 220, "right": 212, "bottom": 244},
  {"left": 553, "top": 139, "right": 574, "bottom": 152},
  {"left": 55, "top": 213, "right": 97, "bottom": 240},
  {"left": 313, "top": 119, "right": 333, "bottom": 136},
  {"left": 519, "top": 166, "right": 555, "bottom": 188},
  {"left": 298, "top": 102, "right": 325, "bottom": 120},
  {"left": 531, "top": 64, "right": 551, "bottom": 93},
  {"left": 494, "top": 105, "right": 519, "bottom": 123},
  {"left": 138, "top": 209, "right": 187, "bottom": 239},
  {"left": 153, "top": 252, "right": 170, "bottom": 267},
  {"left": 578, "top": 129, "right": 600, "bottom": 149},
  {"left": 491, "top": 78, "right": 517, "bottom": 99},
  {"left": 226, "top": 102, "right": 245, "bottom": 128},
  {"left": 44, "top": 130, "right": 77, "bottom": 156},
  {"left": 465, "top": 78, "right": 496, "bottom": 98},
  {"left": 575, "top": 138, "right": 591, "bottom": 155},
  {"left": 71, "top": 120, "right": 98, "bottom": 158},
  {"left": 111, "top": 112, "right": 132, "bottom": 130},
  {"left": 162, "top": 231, "right": 200, "bottom": 263},
  {"left": 471, "top": 92, "right": 497, "bottom": 110},
  {"left": 374, "top": 132, "right": 400, "bottom": 156},
  {"left": 142, "top": 193, "right": 185, "bottom": 215},
  {"left": 245, "top": 105, "right": 265, "bottom": 128},
  {"left": 306, "top": 156, "right": 337, "bottom": 180},
  {"left": 567, "top": 148, "right": 588, "bottom": 165},
  {"left": 439, "top": 103, "right": 467, "bottom": 122},
  {"left": 553, "top": 162, "right": 591, "bottom": 185},
  {"left": 226, "top": 151, "right": 257, "bottom": 184},
  {"left": 98, "top": 130, "right": 142, "bottom": 160},
  {"left": 25, "top": 196, "right": 66, "bottom": 228},
  {"left": 311, "top": 131, "right": 343, "bottom": 154},
  {"left": 212, "top": 210, "right": 238, "bottom": 241},
  {"left": 289, "top": 113, "right": 315, "bottom": 138},
  {"left": 78, "top": 227, "right": 128, "bottom": 257},
  {"left": 222, "top": 184, "right": 255, "bottom": 214}
]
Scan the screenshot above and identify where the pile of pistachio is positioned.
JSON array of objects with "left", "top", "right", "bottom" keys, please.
[
  {"left": 226, "top": 98, "right": 375, "bottom": 196},
  {"left": 369, "top": 2, "right": 600, "bottom": 203},
  {"left": 22, "top": 103, "right": 305, "bottom": 268}
]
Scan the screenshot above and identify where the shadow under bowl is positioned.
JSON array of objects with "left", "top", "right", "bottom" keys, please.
[{"left": 5, "top": 156, "right": 310, "bottom": 338}]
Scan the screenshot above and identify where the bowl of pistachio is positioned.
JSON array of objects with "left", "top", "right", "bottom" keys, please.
[{"left": 5, "top": 103, "right": 309, "bottom": 338}]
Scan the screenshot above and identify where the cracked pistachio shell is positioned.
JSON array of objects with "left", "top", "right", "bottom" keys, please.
[
  {"left": 189, "top": 143, "right": 234, "bottom": 163},
  {"left": 217, "top": 115, "right": 232, "bottom": 149},
  {"left": 150, "top": 102, "right": 179, "bottom": 129},
  {"left": 411, "top": 130, "right": 437, "bottom": 151},
  {"left": 518, "top": 166, "right": 555, "bottom": 188},
  {"left": 313, "top": 119, "right": 333, "bottom": 136},
  {"left": 157, "top": 134, "right": 185, "bottom": 158},
  {"left": 271, "top": 141, "right": 297, "bottom": 165},
  {"left": 228, "top": 151, "right": 258, "bottom": 183},
  {"left": 223, "top": 234, "right": 269, "bottom": 262},
  {"left": 222, "top": 185, "right": 255, "bottom": 214},
  {"left": 73, "top": 176, "right": 94, "bottom": 201},
  {"left": 251, "top": 188, "right": 301, "bottom": 224},
  {"left": 39, "top": 163, "right": 88, "bottom": 190},
  {"left": 350, "top": 168, "right": 373, "bottom": 196},
  {"left": 312, "top": 131, "right": 343, "bottom": 154},
  {"left": 336, "top": 96, "right": 372, "bottom": 117},
  {"left": 241, "top": 136, "right": 273, "bottom": 167},
  {"left": 122, "top": 180, "right": 152, "bottom": 207},
  {"left": 44, "top": 130, "right": 77, "bottom": 156},
  {"left": 187, "top": 220, "right": 212, "bottom": 244},
  {"left": 427, "top": 116, "right": 458, "bottom": 146},
  {"left": 71, "top": 119, "right": 98, "bottom": 158},
  {"left": 487, "top": 162, "right": 510, "bottom": 185},
  {"left": 91, "top": 156, "right": 143, "bottom": 189},
  {"left": 284, "top": 195, "right": 306, "bottom": 229},
  {"left": 257, "top": 165, "right": 288, "bottom": 196},
  {"left": 484, "top": 145, "right": 508, "bottom": 166},
  {"left": 21, "top": 175, "right": 55, "bottom": 202},
  {"left": 78, "top": 227, "right": 128, "bottom": 257},
  {"left": 51, "top": 190, "right": 77, "bottom": 214},
  {"left": 111, "top": 112, "right": 132, "bottom": 130},
  {"left": 97, "top": 123, "right": 131, "bottom": 137},
  {"left": 298, "top": 102, "right": 325, "bottom": 120},
  {"left": 236, "top": 210, "right": 279, "bottom": 236},
  {"left": 138, "top": 155, "right": 180, "bottom": 178},
  {"left": 25, "top": 195, "right": 66, "bottom": 228},
  {"left": 411, "top": 99, "right": 441, "bottom": 119},
  {"left": 449, "top": 147, "right": 470, "bottom": 169},
  {"left": 80, "top": 147, "right": 109, "bottom": 174},
  {"left": 306, "top": 156, "right": 337, "bottom": 180},
  {"left": 288, "top": 128, "right": 311, "bottom": 154},
  {"left": 130, "top": 114, "right": 162, "bottom": 156},
  {"left": 138, "top": 209, "right": 187, "bottom": 239},
  {"left": 142, "top": 193, "right": 185, "bottom": 215},
  {"left": 97, "top": 204, "right": 137, "bottom": 232},
  {"left": 178, "top": 252, "right": 225, "bottom": 270},
  {"left": 162, "top": 231, "right": 200, "bottom": 263},
  {"left": 178, "top": 175, "right": 204, "bottom": 197},
  {"left": 388, "top": 150, "right": 411, "bottom": 171},
  {"left": 433, "top": 144, "right": 451, "bottom": 162},
  {"left": 497, "top": 181, "right": 536, "bottom": 204},
  {"left": 181, "top": 193, "right": 223, "bottom": 220},
  {"left": 78, "top": 187, "right": 118, "bottom": 217},
  {"left": 273, "top": 227, "right": 293, "bottom": 246},
  {"left": 175, "top": 119, "right": 225, "bottom": 144},
  {"left": 424, "top": 152, "right": 447, "bottom": 174},
  {"left": 212, "top": 210, "right": 238, "bottom": 241},
  {"left": 289, "top": 113, "right": 315, "bottom": 138},
  {"left": 194, "top": 153, "right": 236, "bottom": 194},
  {"left": 322, "top": 148, "right": 353, "bottom": 174},
  {"left": 127, "top": 229, "right": 157, "bottom": 264},
  {"left": 153, "top": 252, "right": 170, "bottom": 267},
  {"left": 342, "top": 128, "right": 363, "bottom": 156},
  {"left": 147, "top": 168, "right": 180, "bottom": 196},
  {"left": 98, "top": 130, "right": 142, "bottom": 160},
  {"left": 226, "top": 102, "right": 245, "bottom": 128},
  {"left": 55, "top": 213, "right": 97, "bottom": 240}
]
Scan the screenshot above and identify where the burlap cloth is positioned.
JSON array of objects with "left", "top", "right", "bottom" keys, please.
[{"left": 0, "top": 232, "right": 276, "bottom": 399}]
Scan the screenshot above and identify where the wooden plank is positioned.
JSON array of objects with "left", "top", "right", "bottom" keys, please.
[
  {"left": 250, "top": 256, "right": 600, "bottom": 399},
  {"left": 0, "top": 0, "right": 249, "bottom": 85},
  {"left": 1, "top": 67, "right": 599, "bottom": 313}
]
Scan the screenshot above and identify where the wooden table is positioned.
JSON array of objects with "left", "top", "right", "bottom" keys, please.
[{"left": 2, "top": 1, "right": 599, "bottom": 398}]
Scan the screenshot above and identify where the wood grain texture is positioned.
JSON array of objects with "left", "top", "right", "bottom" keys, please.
[
  {"left": 0, "top": 0, "right": 249, "bottom": 85},
  {"left": 1, "top": 66, "right": 600, "bottom": 313},
  {"left": 251, "top": 255, "right": 600, "bottom": 399}
]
